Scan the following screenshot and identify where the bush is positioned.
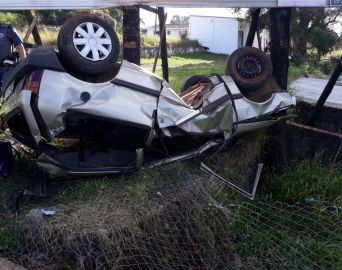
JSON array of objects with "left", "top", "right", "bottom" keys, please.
[
  {"left": 0, "top": 12, "right": 26, "bottom": 29},
  {"left": 141, "top": 35, "right": 201, "bottom": 48},
  {"left": 310, "top": 27, "right": 339, "bottom": 58}
]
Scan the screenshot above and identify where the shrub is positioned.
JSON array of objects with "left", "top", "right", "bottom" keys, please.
[
  {"left": 310, "top": 27, "right": 339, "bottom": 59},
  {"left": 141, "top": 35, "right": 201, "bottom": 49},
  {"left": 0, "top": 12, "right": 26, "bottom": 29}
]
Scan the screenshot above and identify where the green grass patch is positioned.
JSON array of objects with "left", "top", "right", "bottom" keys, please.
[
  {"left": 261, "top": 158, "right": 342, "bottom": 203},
  {"left": 142, "top": 52, "right": 227, "bottom": 91},
  {"left": 141, "top": 52, "right": 227, "bottom": 67},
  {"left": 288, "top": 63, "right": 305, "bottom": 83}
]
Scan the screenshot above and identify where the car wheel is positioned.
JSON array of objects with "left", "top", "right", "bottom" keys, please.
[
  {"left": 58, "top": 15, "right": 120, "bottom": 76},
  {"left": 180, "top": 75, "right": 211, "bottom": 93},
  {"left": 226, "top": 47, "right": 272, "bottom": 90}
]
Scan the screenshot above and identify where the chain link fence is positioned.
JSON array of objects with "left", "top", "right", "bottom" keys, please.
[{"left": 0, "top": 134, "right": 341, "bottom": 269}]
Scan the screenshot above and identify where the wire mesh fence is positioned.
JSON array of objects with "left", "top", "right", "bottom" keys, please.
[
  {"left": 0, "top": 131, "right": 341, "bottom": 269},
  {"left": 1, "top": 165, "right": 341, "bottom": 270}
]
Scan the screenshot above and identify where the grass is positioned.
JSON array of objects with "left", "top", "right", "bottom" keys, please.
[
  {"left": 262, "top": 158, "right": 342, "bottom": 203},
  {"left": 1, "top": 137, "right": 341, "bottom": 269},
  {"left": 19, "top": 27, "right": 60, "bottom": 47},
  {"left": 225, "top": 158, "right": 342, "bottom": 269},
  {"left": 327, "top": 48, "right": 342, "bottom": 58},
  {"left": 142, "top": 52, "right": 338, "bottom": 91},
  {"left": 142, "top": 52, "right": 227, "bottom": 91},
  {"left": 288, "top": 63, "right": 305, "bottom": 83}
]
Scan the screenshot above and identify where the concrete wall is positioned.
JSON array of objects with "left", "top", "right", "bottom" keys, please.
[{"left": 189, "top": 16, "right": 239, "bottom": 54}]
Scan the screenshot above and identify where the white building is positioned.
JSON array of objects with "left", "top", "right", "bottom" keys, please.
[
  {"left": 143, "top": 15, "right": 270, "bottom": 54},
  {"left": 189, "top": 15, "right": 269, "bottom": 54},
  {"left": 189, "top": 15, "right": 239, "bottom": 54},
  {"left": 240, "top": 22, "right": 270, "bottom": 51},
  {"left": 144, "top": 24, "right": 188, "bottom": 39}
]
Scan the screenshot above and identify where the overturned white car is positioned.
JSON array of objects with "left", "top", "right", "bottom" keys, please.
[{"left": 0, "top": 15, "right": 295, "bottom": 198}]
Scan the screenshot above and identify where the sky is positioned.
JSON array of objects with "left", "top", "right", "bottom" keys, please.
[{"left": 140, "top": 8, "right": 243, "bottom": 27}]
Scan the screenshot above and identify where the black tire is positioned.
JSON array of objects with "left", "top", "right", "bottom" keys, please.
[
  {"left": 226, "top": 47, "right": 272, "bottom": 90},
  {"left": 58, "top": 15, "right": 120, "bottom": 76},
  {"left": 180, "top": 75, "right": 211, "bottom": 93}
]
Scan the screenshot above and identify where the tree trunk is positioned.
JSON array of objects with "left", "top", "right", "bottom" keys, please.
[
  {"left": 245, "top": 8, "right": 260, "bottom": 47},
  {"left": 270, "top": 8, "right": 292, "bottom": 90},
  {"left": 292, "top": 34, "right": 307, "bottom": 58},
  {"left": 122, "top": 6, "right": 140, "bottom": 65}
]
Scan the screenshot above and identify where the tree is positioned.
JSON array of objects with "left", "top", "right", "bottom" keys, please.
[
  {"left": 240, "top": 7, "right": 341, "bottom": 59},
  {"left": 39, "top": 8, "right": 123, "bottom": 32},
  {"left": 290, "top": 8, "right": 341, "bottom": 58},
  {"left": 39, "top": 10, "right": 74, "bottom": 26},
  {"left": 170, "top": 15, "right": 189, "bottom": 25},
  {"left": 0, "top": 12, "right": 26, "bottom": 28},
  {"left": 310, "top": 27, "right": 339, "bottom": 59}
]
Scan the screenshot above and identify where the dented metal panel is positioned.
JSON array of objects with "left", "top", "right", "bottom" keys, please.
[
  {"left": 157, "top": 82, "right": 234, "bottom": 136},
  {"left": 38, "top": 61, "right": 159, "bottom": 138}
]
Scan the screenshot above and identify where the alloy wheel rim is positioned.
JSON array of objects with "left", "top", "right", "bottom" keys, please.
[{"left": 73, "top": 22, "right": 112, "bottom": 62}]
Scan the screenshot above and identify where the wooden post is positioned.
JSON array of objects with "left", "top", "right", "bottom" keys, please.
[
  {"left": 23, "top": 17, "right": 37, "bottom": 42},
  {"left": 122, "top": 6, "right": 140, "bottom": 65},
  {"left": 158, "top": 7, "right": 169, "bottom": 82},
  {"left": 152, "top": 13, "right": 167, "bottom": 73},
  {"left": 23, "top": 10, "right": 42, "bottom": 45},
  {"left": 307, "top": 59, "right": 342, "bottom": 126},
  {"left": 269, "top": 8, "right": 292, "bottom": 172},
  {"left": 270, "top": 8, "right": 292, "bottom": 90},
  {"left": 245, "top": 8, "right": 260, "bottom": 47}
]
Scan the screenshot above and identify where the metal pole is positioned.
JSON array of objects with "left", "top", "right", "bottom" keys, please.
[{"left": 307, "top": 59, "right": 342, "bottom": 126}]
